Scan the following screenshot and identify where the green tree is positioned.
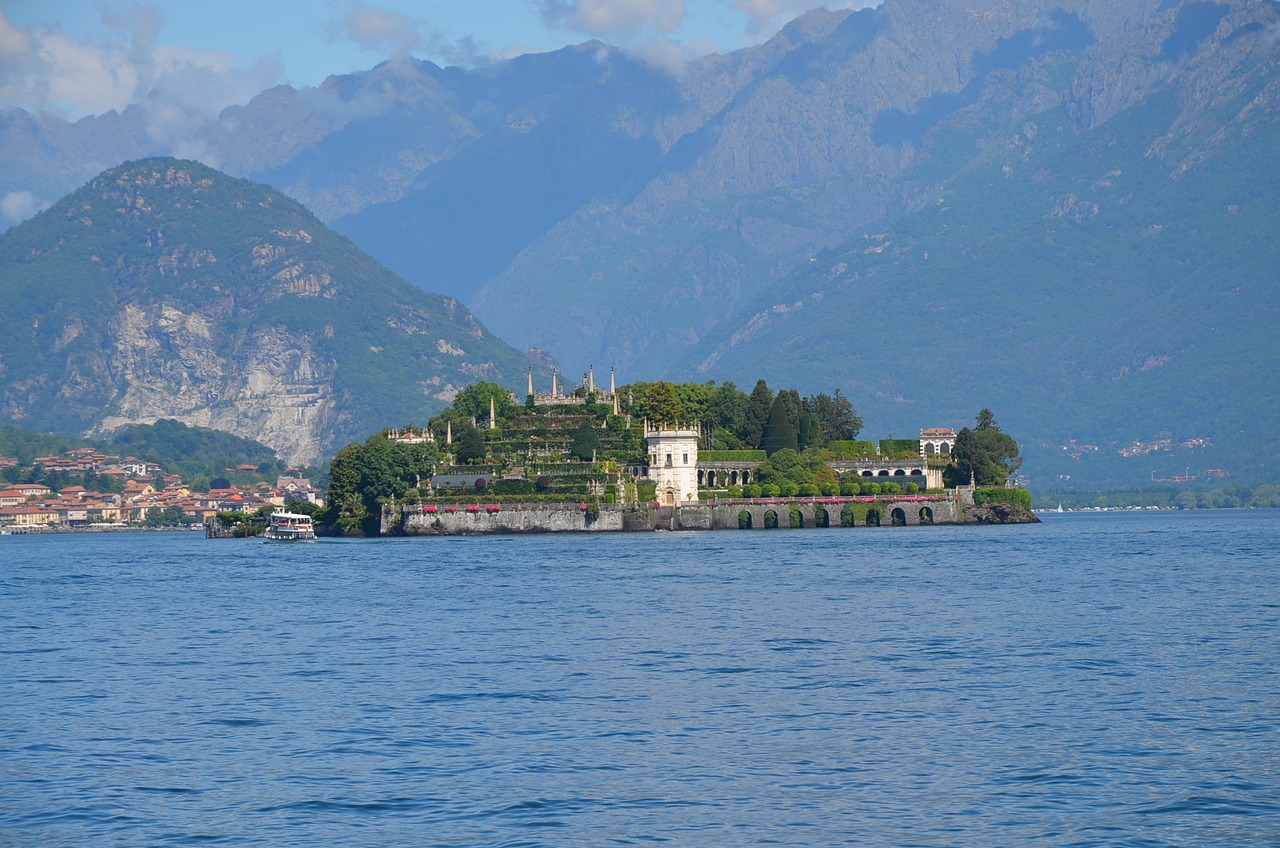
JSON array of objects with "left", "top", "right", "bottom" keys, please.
[
  {"left": 325, "top": 443, "right": 365, "bottom": 531},
  {"left": 428, "top": 407, "right": 467, "bottom": 443},
  {"left": 645, "top": 381, "right": 683, "bottom": 426},
  {"left": 810, "top": 390, "right": 863, "bottom": 443},
  {"left": 451, "top": 382, "right": 518, "bottom": 426},
  {"left": 455, "top": 427, "right": 487, "bottom": 465},
  {"left": 950, "top": 417, "right": 1022, "bottom": 486},
  {"left": 743, "top": 379, "right": 773, "bottom": 448},
  {"left": 759, "top": 395, "right": 798, "bottom": 456},
  {"left": 976, "top": 408, "right": 997, "bottom": 431},
  {"left": 755, "top": 448, "right": 810, "bottom": 487},
  {"left": 569, "top": 420, "right": 601, "bottom": 461},
  {"left": 797, "top": 410, "right": 820, "bottom": 450}
]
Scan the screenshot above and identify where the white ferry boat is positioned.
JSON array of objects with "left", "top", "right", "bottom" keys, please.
[{"left": 264, "top": 510, "right": 316, "bottom": 542}]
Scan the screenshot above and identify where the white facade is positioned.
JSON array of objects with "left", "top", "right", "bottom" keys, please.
[
  {"left": 920, "top": 427, "right": 957, "bottom": 458},
  {"left": 645, "top": 423, "right": 700, "bottom": 505}
]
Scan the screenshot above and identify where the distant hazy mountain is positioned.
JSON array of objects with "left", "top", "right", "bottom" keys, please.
[
  {"left": 2, "top": 0, "right": 1277, "bottom": 485},
  {"left": 0, "top": 159, "right": 534, "bottom": 465}
]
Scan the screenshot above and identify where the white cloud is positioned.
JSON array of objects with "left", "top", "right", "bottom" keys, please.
[
  {"left": 340, "top": 2, "right": 425, "bottom": 57},
  {"left": 733, "top": 0, "right": 879, "bottom": 40},
  {"left": 540, "top": 0, "right": 687, "bottom": 43},
  {"left": 632, "top": 38, "right": 695, "bottom": 76},
  {"left": 0, "top": 5, "right": 281, "bottom": 119},
  {"left": 0, "top": 191, "right": 49, "bottom": 227},
  {"left": 330, "top": 2, "right": 491, "bottom": 68}
]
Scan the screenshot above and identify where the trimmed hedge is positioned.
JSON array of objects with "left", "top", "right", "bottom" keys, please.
[
  {"left": 828, "top": 440, "right": 876, "bottom": 459},
  {"left": 701, "top": 449, "right": 766, "bottom": 462},
  {"left": 975, "top": 487, "right": 1032, "bottom": 510},
  {"left": 879, "top": 439, "right": 921, "bottom": 459}
]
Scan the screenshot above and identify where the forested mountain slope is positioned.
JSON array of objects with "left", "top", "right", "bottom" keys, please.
[{"left": 0, "top": 159, "right": 534, "bottom": 464}]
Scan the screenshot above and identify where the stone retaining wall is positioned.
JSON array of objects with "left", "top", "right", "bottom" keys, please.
[{"left": 388, "top": 496, "right": 964, "bottom": 535}]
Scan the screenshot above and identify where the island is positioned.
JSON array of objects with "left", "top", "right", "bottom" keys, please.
[{"left": 321, "top": 373, "right": 1036, "bottom": 537}]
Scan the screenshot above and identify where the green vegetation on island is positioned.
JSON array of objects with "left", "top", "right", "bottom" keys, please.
[{"left": 321, "top": 379, "right": 1029, "bottom": 535}]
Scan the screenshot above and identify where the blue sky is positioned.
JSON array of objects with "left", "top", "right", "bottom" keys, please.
[{"left": 1, "top": 0, "right": 874, "bottom": 117}]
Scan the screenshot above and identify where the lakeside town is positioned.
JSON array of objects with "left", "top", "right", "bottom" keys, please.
[{"left": 0, "top": 446, "right": 322, "bottom": 532}]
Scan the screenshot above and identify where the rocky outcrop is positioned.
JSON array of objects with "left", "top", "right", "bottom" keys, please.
[
  {"left": 86, "top": 305, "right": 337, "bottom": 465},
  {"left": 963, "top": 503, "right": 1041, "bottom": 525}
]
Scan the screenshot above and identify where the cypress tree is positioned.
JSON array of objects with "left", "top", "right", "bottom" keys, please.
[
  {"left": 569, "top": 420, "right": 601, "bottom": 461},
  {"left": 759, "top": 396, "right": 798, "bottom": 456},
  {"left": 743, "top": 379, "right": 773, "bottom": 448}
]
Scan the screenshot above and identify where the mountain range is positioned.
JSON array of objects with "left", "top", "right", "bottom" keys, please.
[
  {"left": 2, "top": 0, "right": 1277, "bottom": 486},
  {"left": 0, "top": 159, "right": 532, "bottom": 465}
]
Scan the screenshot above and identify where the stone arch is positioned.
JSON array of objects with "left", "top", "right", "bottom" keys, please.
[
  {"left": 742, "top": 470, "right": 751, "bottom": 485},
  {"left": 707, "top": 469, "right": 717, "bottom": 488},
  {"left": 878, "top": 469, "right": 890, "bottom": 477},
  {"left": 925, "top": 443, "right": 936, "bottom": 457},
  {"left": 840, "top": 504, "right": 856, "bottom": 527},
  {"left": 941, "top": 442, "right": 952, "bottom": 455},
  {"left": 891, "top": 507, "right": 907, "bottom": 526},
  {"left": 894, "top": 469, "right": 907, "bottom": 476},
  {"left": 698, "top": 469, "right": 706, "bottom": 487},
  {"left": 789, "top": 506, "right": 804, "bottom": 529},
  {"left": 729, "top": 470, "right": 738, "bottom": 486},
  {"left": 919, "top": 506, "right": 934, "bottom": 524},
  {"left": 865, "top": 508, "right": 881, "bottom": 527},
  {"left": 861, "top": 470, "right": 874, "bottom": 477},
  {"left": 814, "top": 507, "right": 830, "bottom": 528},
  {"left": 738, "top": 510, "right": 752, "bottom": 529},
  {"left": 764, "top": 509, "right": 780, "bottom": 529}
]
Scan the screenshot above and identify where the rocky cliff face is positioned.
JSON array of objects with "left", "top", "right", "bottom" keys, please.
[
  {"left": 89, "top": 305, "right": 339, "bottom": 465},
  {"left": 0, "top": 159, "right": 535, "bottom": 464}
]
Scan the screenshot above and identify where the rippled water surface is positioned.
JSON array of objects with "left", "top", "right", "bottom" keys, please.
[{"left": 2, "top": 511, "right": 1278, "bottom": 846}]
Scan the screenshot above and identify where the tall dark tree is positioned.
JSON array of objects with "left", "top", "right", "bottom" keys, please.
[
  {"left": 797, "top": 410, "right": 819, "bottom": 450},
  {"left": 743, "top": 379, "right": 773, "bottom": 448},
  {"left": 811, "top": 390, "right": 863, "bottom": 442},
  {"left": 949, "top": 416, "right": 1021, "bottom": 486},
  {"left": 455, "top": 427, "right": 487, "bottom": 464},
  {"left": 975, "top": 408, "right": 997, "bottom": 431},
  {"left": 325, "top": 442, "right": 367, "bottom": 532},
  {"left": 759, "top": 395, "right": 799, "bottom": 456},
  {"left": 569, "top": 420, "right": 601, "bottom": 461}
]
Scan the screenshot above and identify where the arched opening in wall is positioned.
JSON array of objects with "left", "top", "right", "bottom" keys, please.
[
  {"left": 925, "top": 443, "right": 936, "bottom": 457},
  {"left": 707, "top": 470, "right": 717, "bottom": 488},
  {"left": 738, "top": 510, "right": 752, "bottom": 529},
  {"left": 697, "top": 470, "right": 705, "bottom": 487},
  {"left": 663, "top": 488, "right": 675, "bottom": 507},
  {"left": 729, "top": 470, "right": 739, "bottom": 486},
  {"left": 764, "top": 509, "right": 779, "bottom": 529},
  {"left": 891, "top": 507, "right": 907, "bottom": 526},
  {"left": 941, "top": 442, "right": 951, "bottom": 455},
  {"left": 894, "top": 469, "right": 907, "bottom": 476},
  {"left": 861, "top": 470, "right": 874, "bottom": 478},
  {"left": 865, "top": 508, "right": 881, "bottom": 527},
  {"left": 840, "top": 505, "right": 856, "bottom": 527},
  {"left": 814, "top": 507, "right": 830, "bottom": 528},
  {"left": 878, "top": 470, "right": 890, "bottom": 477},
  {"left": 919, "top": 506, "right": 934, "bottom": 524},
  {"left": 789, "top": 507, "right": 803, "bottom": 529},
  {"left": 742, "top": 471, "right": 750, "bottom": 485}
]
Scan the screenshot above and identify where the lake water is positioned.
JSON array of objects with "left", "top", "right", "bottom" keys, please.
[{"left": 2, "top": 511, "right": 1277, "bottom": 846}]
